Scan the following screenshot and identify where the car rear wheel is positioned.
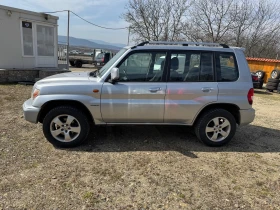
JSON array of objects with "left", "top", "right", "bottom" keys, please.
[
  {"left": 43, "top": 106, "right": 90, "bottom": 147},
  {"left": 195, "top": 109, "right": 236, "bottom": 146}
]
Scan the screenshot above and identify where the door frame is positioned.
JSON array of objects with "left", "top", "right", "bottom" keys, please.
[
  {"left": 20, "top": 19, "right": 58, "bottom": 67},
  {"left": 34, "top": 22, "right": 57, "bottom": 67}
]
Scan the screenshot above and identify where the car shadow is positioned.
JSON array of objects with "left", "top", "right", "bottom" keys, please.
[
  {"left": 64, "top": 124, "right": 280, "bottom": 158},
  {"left": 254, "top": 89, "right": 272, "bottom": 95}
]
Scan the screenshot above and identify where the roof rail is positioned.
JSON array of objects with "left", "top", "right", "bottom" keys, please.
[
  {"left": 136, "top": 41, "right": 229, "bottom": 48},
  {"left": 137, "top": 41, "right": 149, "bottom": 46}
]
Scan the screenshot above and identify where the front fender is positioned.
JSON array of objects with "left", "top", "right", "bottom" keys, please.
[{"left": 33, "top": 94, "right": 102, "bottom": 124}]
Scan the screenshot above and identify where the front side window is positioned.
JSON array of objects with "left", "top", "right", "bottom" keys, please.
[
  {"left": 117, "top": 51, "right": 167, "bottom": 82},
  {"left": 22, "top": 21, "right": 34, "bottom": 56},
  {"left": 168, "top": 51, "right": 214, "bottom": 82},
  {"left": 216, "top": 52, "right": 239, "bottom": 82}
]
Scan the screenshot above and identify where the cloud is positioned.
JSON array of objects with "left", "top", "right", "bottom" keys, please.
[
  {"left": 24, "top": 0, "right": 105, "bottom": 12},
  {"left": 1, "top": 0, "right": 129, "bottom": 44}
]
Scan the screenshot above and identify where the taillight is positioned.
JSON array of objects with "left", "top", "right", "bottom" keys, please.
[
  {"left": 102, "top": 57, "right": 104, "bottom": 62},
  {"left": 247, "top": 88, "right": 254, "bottom": 105},
  {"left": 252, "top": 75, "right": 258, "bottom": 81}
]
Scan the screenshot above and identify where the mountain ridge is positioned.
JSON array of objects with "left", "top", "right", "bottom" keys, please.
[{"left": 58, "top": 35, "right": 123, "bottom": 51}]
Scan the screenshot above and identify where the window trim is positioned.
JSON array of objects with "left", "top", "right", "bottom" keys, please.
[
  {"left": 167, "top": 50, "right": 216, "bottom": 83},
  {"left": 20, "top": 20, "right": 35, "bottom": 57},
  {"left": 105, "top": 49, "right": 168, "bottom": 83}
]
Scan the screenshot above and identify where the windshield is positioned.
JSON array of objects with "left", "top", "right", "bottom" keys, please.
[
  {"left": 96, "top": 53, "right": 104, "bottom": 59},
  {"left": 97, "top": 48, "right": 128, "bottom": 77}
]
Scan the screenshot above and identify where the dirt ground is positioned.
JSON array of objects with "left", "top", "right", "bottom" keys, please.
[{"left": 0, "top": 84, "right": 280, "bottom": 210}]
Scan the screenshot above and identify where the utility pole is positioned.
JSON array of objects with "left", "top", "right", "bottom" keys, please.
[
  {"left": 67, "top": 10, "right": 70, "bottom": 71},
  {"left": 127, "top": 26, "right": 130, "bottom": 46}
]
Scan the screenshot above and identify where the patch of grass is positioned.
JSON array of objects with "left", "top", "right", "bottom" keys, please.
[
  {"left": 250, "top": 153, "right": 262, "bottom": 159},
  {"left": 82, "top": 191, "right": 100, "bottom": 205}
]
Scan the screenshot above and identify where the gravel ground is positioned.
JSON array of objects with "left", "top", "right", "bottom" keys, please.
[{"left": 0, "top": 85, "right": 280, "bottom": 209}]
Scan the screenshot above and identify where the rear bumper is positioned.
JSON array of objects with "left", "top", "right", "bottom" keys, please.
[
  {"left": 239, "top": 108, "right": 255, "bottom": 125},
  {"left": 22, "top": 99, "right": 40, "bottom": 123}
]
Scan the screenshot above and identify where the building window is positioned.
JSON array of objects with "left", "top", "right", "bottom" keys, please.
[
  {"left": 37, "top": 25, "right": 54, "bottom": 56},
  {"left": 22, "top": 21, "right": 34, "bottom": 56}
]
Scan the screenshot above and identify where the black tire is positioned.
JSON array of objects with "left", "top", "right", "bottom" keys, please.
[
  {"left": 258, "top": 79, "right": 264, "bottom": 89},
  {"left": 75, "top": 60, "right": 83, "bottom": 68},
  {"left": 70, "top": 61, "right": 75, "bottom": 67},
  {"left": 255, "top": 70, "right": 265, "bottom": 79},
  {"left": 271, "top": 69, "right": 280, "bottom": 79},
  {"left": 195, "top": 109, "right": 236, "bottom": 147},
  {"left": 266, "top": 84, "right": 277, "bottom": 90},
  {"left": 253, "top": 79, "right": 264, "bottom": 89},
  {"left": 267, "top": 78, "right": 280, "bottom": 84},
  {"left": 43, "top": 106, "right": 90, "bottom": 148}
]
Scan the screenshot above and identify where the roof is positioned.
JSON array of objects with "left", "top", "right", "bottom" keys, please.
[
  {"left": 0, "top": 5, "right": 58, "bottom": 20},
  {"left": 246, "top": 57, "right": 280, "bottom": 63},
  {"left": 131, "top": 45, "right": 235, "bottom": 52}
]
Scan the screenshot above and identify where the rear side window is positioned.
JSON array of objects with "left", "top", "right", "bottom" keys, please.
[
  {"left": 169, "top": 51, "right": 214, "bottom": 82},
  {"left": 215, "top": 52, "right": 239, "bottom": 82}
]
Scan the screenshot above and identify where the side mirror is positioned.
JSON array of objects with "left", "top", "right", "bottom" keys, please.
[{"left": 110, "top": 67, "right": 119, "bottom": 84}]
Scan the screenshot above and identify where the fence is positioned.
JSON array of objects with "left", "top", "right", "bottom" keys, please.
[{"left": 58, "top": 42, "right": 68, "bottom": 69}]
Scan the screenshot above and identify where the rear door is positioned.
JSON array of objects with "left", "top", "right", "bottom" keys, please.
[
  {"left": 101, "top": 50, "right": 168, "bottom": 123},
  {"left": 164, "top": 51, "right": 218, "bottom": 124}
]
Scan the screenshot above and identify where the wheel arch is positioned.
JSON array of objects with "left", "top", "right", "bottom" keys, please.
[
  {"left": 38, "top": 100, "right": 94, "bottom": 124},
  {"left": 192, "top": 103, "right": 240, "bottom": 126}
]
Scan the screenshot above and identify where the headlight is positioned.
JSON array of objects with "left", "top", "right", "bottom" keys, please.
[{"left": 31, "top": 88, "right": 40, "bottom": 100}]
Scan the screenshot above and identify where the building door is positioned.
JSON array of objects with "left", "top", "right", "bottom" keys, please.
[{"left": 36, "top": 24, "right": 56, "bottom": 67}]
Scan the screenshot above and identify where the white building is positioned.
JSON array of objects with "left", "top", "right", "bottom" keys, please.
[{"left": 0, "top": 5, "right": 59, "bottom": 69}]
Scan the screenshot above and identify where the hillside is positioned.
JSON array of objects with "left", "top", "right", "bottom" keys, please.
[{"left": 58, "top": 35, "right": 122, "bottom": 51}]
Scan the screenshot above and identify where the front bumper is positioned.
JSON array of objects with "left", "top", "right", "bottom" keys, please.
[
  {"left": 239, "top": 108, "right": 255, "bottom": 125},
  {"left": 22, "top": 99, "right": 40, "bottom": 123}
]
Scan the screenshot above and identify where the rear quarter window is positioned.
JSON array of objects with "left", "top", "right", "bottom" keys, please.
[{"left": 215, "top": 52, "right": 239, "bottom": 82}]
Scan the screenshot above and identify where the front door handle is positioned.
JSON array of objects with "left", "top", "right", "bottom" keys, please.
[
  {"left": 201, "top": 87, "right": 214, "bottom": 92},
  {"left": 149, "top": 87, "right": 162, "bottom": 92}
]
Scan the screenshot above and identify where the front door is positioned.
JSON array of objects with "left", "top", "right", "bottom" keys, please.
[
  {"left": 164, "top": 51, "right": 218, "bottom": 124},
  {"left": 101, "top": 51, "right": 167, "bottom": 123},
  {"left": 36, "top": 24, "right": 56, "bottom": 67}
]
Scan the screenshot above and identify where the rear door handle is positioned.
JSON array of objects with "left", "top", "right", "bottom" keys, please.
[
  {"left": 201, "top": 87, "right": 214, "bottom": 92},
  {"left": 149, "top": 87, "right": 162, "bottom": 92}
]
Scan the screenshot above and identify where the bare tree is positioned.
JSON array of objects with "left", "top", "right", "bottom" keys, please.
[
  {"left": 183, "top": 0, "right": 280, "bottom": 58},
  {"left": 123, "top": 0, "right": 280, "bottom": 58},
  {"left": 122, "top": 0, "right": 190, "bottom": 42},
  {"left": 243, "top": 0, "right": 280, "bottom": 57},
  {"left": 182, "top": 0, "right": 236, "bottom": 43}
]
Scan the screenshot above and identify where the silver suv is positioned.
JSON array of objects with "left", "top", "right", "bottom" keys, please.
[{"left": 23, "top": 41, "right": 255, "bottom": 147}]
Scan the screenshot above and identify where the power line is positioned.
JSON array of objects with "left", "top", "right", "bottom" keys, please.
[
  {"left": 70, "top": 11, "right": 128, "bottom": 30},
  {"left": 41, "top": 10, "right": 69, "bottom": 14},
  {"left": 43, "top": 9, "right": 128, "bottom": 30}
]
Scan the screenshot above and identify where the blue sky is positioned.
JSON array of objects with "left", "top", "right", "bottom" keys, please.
[{"left": 0, "top": 0, "right": 129, "bottom": 44}]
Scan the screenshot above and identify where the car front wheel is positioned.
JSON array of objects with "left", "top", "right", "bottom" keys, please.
[
  {"left": 195, "top": 109, "right": 236, "bottom": 146},
  {"left": 43, "top": 106, "right": 90, "bottom": 147}
]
